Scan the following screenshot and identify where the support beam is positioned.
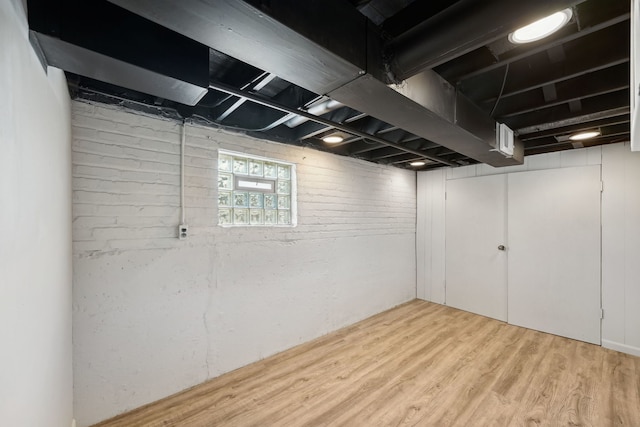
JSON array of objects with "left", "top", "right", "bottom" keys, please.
[
  {"left": 516, "top": 107, "right": 629, "bottom": 134},
  {"left": 520, "top": 116, "right": 630, "bottom": 140},
  {"left": 505, "top": 90, "right": 629, "bottom": 131}
]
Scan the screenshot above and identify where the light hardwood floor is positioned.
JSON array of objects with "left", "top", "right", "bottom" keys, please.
[{"left": 93, "top": 300, "right": 640, "bottom": 426}]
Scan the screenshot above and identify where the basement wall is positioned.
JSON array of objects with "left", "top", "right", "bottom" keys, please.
[
  {"left": 71, "top": 101, "right": 417, "bottom": 426},
  {"left": 0, "top": 1, "right": 74, "bottom": 426},
  {"left": 417, "top": 143, "right": 640, "bottom": 357}
]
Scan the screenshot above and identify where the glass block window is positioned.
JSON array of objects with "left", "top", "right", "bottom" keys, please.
[{"left": 218, "top": 150, "right": 296, "bottom": 227}]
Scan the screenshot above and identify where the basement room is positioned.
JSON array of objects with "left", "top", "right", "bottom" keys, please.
[{"left": 2, "top": 0, "right": 639, "bottom": 426}]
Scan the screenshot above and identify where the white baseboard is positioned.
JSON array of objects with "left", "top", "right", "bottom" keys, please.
[{"left": 602, "top": 340, "right": 640, "bottom": 357}]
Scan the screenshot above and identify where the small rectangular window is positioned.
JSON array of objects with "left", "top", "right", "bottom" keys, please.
[{"left": 218, "top": 150, "right": 296, "bottom": 227}]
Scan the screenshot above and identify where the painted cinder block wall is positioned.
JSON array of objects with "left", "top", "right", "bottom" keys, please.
[
  {"left": 0, "top": 1, "right": 74, "bottom": 426},
  {"left": 71, "top": 101, "right": 417, "bottom": 426}
]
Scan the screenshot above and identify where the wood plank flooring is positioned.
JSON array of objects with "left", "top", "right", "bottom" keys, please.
[{"left": 92, "top": 300, "right": 640, "bottom": 426}]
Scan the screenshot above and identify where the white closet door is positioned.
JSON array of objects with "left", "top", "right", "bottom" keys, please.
[
  {"left": 507, "top": 165, "right": 601, "bottom": 344},
  {"left": 445, "top": 174, "right": 508, "bottom": 321}
]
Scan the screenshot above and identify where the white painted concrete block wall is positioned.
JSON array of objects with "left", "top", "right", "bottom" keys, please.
[
  {"left": 72, "top": 101, "right": 417, "bottom": 426},
  {"left": 0, "top": 1, "right": 73, "bottom": 426},
  {"left": 417, "top": 143, "right": 640, "bottom": 357}
]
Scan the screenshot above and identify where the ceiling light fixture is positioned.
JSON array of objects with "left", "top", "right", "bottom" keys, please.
[
  {"left": 322, "top": 135, "right": 344, "bottom": 144},
  {"left": 509, "top": 8, "right": 573, "bottom": 44},
  {"left": 410, "top": 161, "right": 426, "bottom": 167},
  {"left": 569, "top": 130, "right": 601, "bottom": 141}
]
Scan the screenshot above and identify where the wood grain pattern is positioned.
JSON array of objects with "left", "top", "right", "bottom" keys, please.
[{"left": 92, "top": 300, "right": 640, "bottom": 427}]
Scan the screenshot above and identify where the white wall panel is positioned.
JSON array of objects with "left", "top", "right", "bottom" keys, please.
[
  {"left": 417, "top": 148, "right": 602, "bottom": 307},
  {"left": 445, "top": 174, "right": 507, "bottom": 321},
  {"left": 602, "top": 143, "right": 640, "bottom": 356},
  {"left": 559, "top": 148, "right": 590, "bottom": 168},
  {"left": 418, "top": 143, "right": 640, "bottom": 356},
  {"left": 526, "top": 151, "right": 562, "bottom": 170},
  {"left": 71, "top": 102, "right": 417, "bottom": 426},
  {"left": 508, "top": 166, "right": 601, "bottom": 344},
  {"left": 416, "top": 169, "right": 446, "bottom": 303},
  {"left": 446, "top": 164, "right": 477, "bottom": 180},
  {"left": 0, "top": 2, "right": 73, "bottom": 426}
]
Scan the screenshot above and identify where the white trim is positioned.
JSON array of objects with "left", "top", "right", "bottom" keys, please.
[{"left": 602, "top": 339, "right": 640, "bottom": 357}]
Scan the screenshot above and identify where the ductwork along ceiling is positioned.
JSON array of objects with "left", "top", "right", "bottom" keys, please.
[{"left": 27, "top": 0, "right": 631, "bottom": 170}]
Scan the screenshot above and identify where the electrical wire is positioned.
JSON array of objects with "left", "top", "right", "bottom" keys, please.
[
  {"left": 180, "top": 119, "right": 187, "bottom": 225},
  {"left": 489, "top": 63, "right": 510, "bottom": 118}
]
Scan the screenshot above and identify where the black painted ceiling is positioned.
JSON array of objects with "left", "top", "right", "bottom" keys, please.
[{"left": 27, "top": 0, "right": 630, "bottom": 170}]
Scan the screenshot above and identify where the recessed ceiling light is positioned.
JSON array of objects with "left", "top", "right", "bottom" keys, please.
[
  {"left": 410, "top": 161, "right": 426, "bottom": 167},
  {"left": 322, "top": 135, "right": 344, "bottom": 144},
  {"left": 569, "top": 131, "right": 601, "bottom": 141},
  {"left": 509, "top": 8, "right": 573, "bottom": 44}
]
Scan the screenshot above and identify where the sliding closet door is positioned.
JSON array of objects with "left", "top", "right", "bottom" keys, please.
[
  {"left": 445, "top": 174, "right": 508, "bottom": 321},
  {"left": 507, "top": 165, "right": 601, "bottom": 344}
]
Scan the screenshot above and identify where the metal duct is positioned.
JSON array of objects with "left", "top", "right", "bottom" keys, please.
[
  {"left": 27, "top": 0, "right": 209, "bottom": 106},
  {"left": 104, "top": 0, "right": 524, "bottom": 166},
  {"left": 30, "top": 33, "right": 208, "bottom": 106},
  {"left": 108, "top": 0, "right": 367, "bottom": 96},
  {"left": 329, "top": 72, "right": 523, "bottom": 166},
  {"left": 386, "top": 0, "right": 587, "bottom": 81}
]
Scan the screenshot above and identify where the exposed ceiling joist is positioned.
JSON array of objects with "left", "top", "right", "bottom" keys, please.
[
  {"left": 449, "top": 13, "right": 630, "bottom": 83},
  {"left": 206, "top": 80, "right": 457, "bottom": 166},
  {"left": 516, "top": 107, "right": 630, "bottom": 134},
  {"left": 25, "top": 0, "right": 631, "bottom": 170},
  {"left": 494, "top": 65, "right": 630, "bottom": 119},
  {"left": 106, "top": 0, "right": 523, "bottom": 167},
  {"left": 386, "top": 0, "right": 586, "bottom": 80}
]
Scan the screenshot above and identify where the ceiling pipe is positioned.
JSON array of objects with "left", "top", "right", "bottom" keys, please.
[{"left": 386, "top": 0, "right": 587, "bottom": 82}]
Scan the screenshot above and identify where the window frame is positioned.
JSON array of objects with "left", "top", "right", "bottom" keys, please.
[{"left": 217, "top": 149, "right": 297, "bottom": 228}]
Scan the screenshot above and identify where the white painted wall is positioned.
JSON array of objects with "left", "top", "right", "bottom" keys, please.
[
  {"left": 0, "top": 1, "right": 74, "bottom": 426},
  {"left": 71, "top": 102, "right": 417, "bottom": 426},
  {"left": 601, "top": 143, "right": 640, "bottom": 356},
  {"left": 416, "top": 169, "right": 446, "bottom": 303},
  {"left": 417, "top": 143, "right": 640, "bottom": 357}
]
